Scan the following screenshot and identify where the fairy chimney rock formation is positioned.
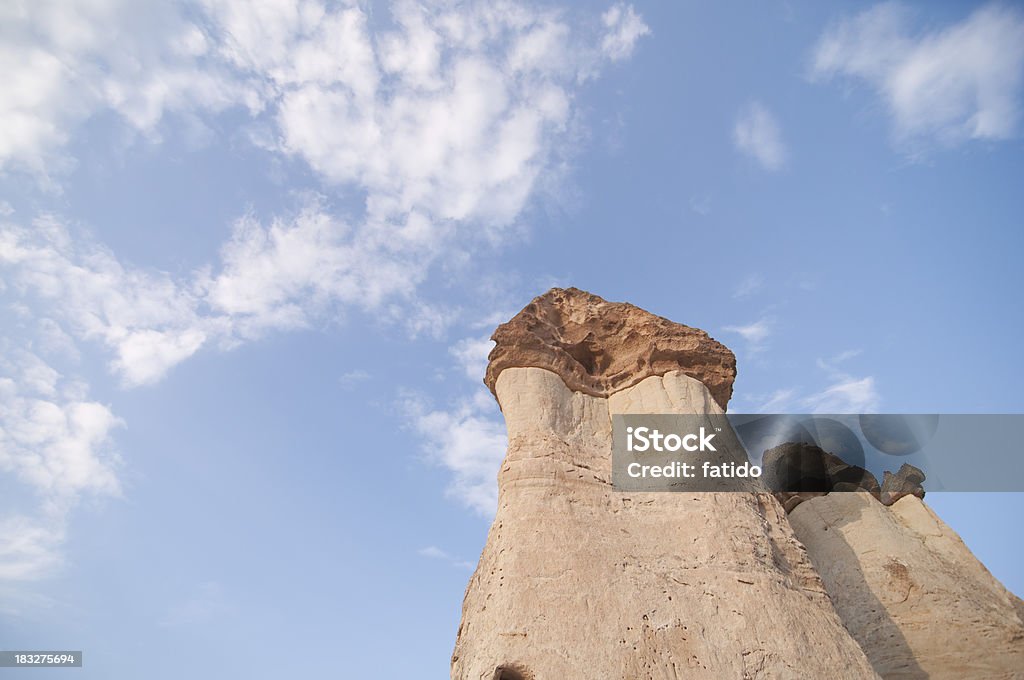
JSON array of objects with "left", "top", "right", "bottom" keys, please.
[{"left": 452, "top": 288, "right": 879, "bottom": 680}]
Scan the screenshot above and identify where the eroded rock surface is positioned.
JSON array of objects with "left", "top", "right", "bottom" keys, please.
[
  {"left": 484, "top": 287, "right": 736, "bottom": 410},
  {"left": 453, "top": 290, "right": 878, "bottom": 679},
  {"left": 880, "top": 463, "right": 927, "bottom": 506},
  {"left": 790, "top": 493, "right": 1024, "bottom": 679},
  {"left": 453, "top": 287, "right": 1023, "bottom": 679}
]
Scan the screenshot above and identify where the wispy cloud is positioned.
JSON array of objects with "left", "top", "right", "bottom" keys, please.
[
  {"left": 449, "top": 336, "right": 495, "bottom": 383},
  {"left": 733, "top": 101, "right": 788, "bottom": 170},
  {"left": 801, "top": 376, "right": 880, "bottom": 413},
  {"left": 688, "top": 194, "right": 712, "bottom": 216},
  {"left": 403, "top": 326, "right": 509, "bottom": 515},
  {"left": 802, "top": 348, "right": 879, "bottom": 412},
  {"left": 753, "top": 388, "right": 798, "bottom": 414},
  {"left": 811, "top": 2, "right": 1024, "bottom": 147},
  {"left": 744, "top": 347, "right": 879, "bottom": 414},
  {"left": 338, "top": 369, "right": 371, "bottom": 390},
  {"left": 418, "top": 545, "right": 475, "bottom": 571},
  {"left": 600, "top": 4, "right": 651, "bottom": 61},
  {"left": 1, "top": 1, "right": 652, "bottom": 386},
  {"left": 0, "top": 516, "right": 65, "bottom": 582},
  {"left": 818, "top": 348, "right": 863, "bottom": 370},
  {"left": 724, "top": 317, "right": 774, "bottom": 353},
  {"left": 732, "top": 273, "right": 765, "bottom": 299},
  {"left": 403, "top": 388, "right": 507, "bottom": 516},
  {"left": 0, "top": 349, "right": 122, "bottom": 582}
]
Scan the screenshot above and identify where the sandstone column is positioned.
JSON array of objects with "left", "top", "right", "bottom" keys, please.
[
  {"left": 451, "top": 288, "right": 878, "bottom": 680},
  {"left": 790, "top": 492, "right": 1024, "bottom": 679}
]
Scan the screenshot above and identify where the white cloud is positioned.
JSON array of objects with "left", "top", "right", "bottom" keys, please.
[
  {"left": 0, "top": 0, "right": 256, "bottom": 181},
  {"left": 258, "top": 2, "right": 596, "bottom": 232},
  {"left": 724, "top": 317, "right": 773, "bottom": 353},
  {"left": 209, "top": 208, "right": 370, "bottom": 331},
  {"left": 449, "top": 336, "right": 495, "bottom": 382},
  {"left": 733, "top": 101, "right": 788, "bottom": 170},
  {"left": 418, "top": 545, "right": 449, "bottom": 560},
  {"left": 0, "top": 1, "right": 651, "bottom": 579},
  {"left": 754, "top": 388, "right": 797, "bottom": 414},
  {"left": 743, "top": 360, "right": 879, "bottom": 415},
  {"left": 338, "top": 369, "right": 371, "bottom": 390},
  {"left": 404, "top": 329, "right": 507, "bottom": 515},
  {"left": 418, "top": 545, "right": 475, "bottom": 570},
  {"left": 1, "top": 2, "right": 651, "bottom": 385},
  {"left": 801, "top": 376, "right": 880, "bottom": 413},
  {"left": 811, "top": 3, "right": 1024, "bottom": 146},
  {"left": 0, "top": 205, "right": 469, "bottom": 388},
  {"left": 405, "top": 388, "right": 507, "bottom": 516},
  {"left": 601, "top": 4, "right": 651, "bottom": 61},
  {"left": 688, "top": 194, "right": 712, "bottom": 216},
  {"left": 732, "top": 273, "right": 764, "bottom": 299},
  {"left": 0, "top": 217, "right": 211, "bottom": 387},
  {"left": 0, "top": 582, "right": 59, "bottom": 620},
  {"left": 3, "top": 0, "right": 650, "bottom": 232},
  {"left": 801, "top": 348, "right": 878, "bottom": 413},
  {"left": 0, "top": 355, "right": 122, "bottom": 503},
  {"left": 818, "top": 348, "right": 863, "bottom": 370},
  {"left": 0, "top": 515, "right": 65, "bottom": 581},
  {"left": 0, "top": 350, "right": 122, "bottom": 582}
]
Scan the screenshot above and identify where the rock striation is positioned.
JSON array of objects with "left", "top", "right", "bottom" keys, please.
[
  {"left": 453, "top": 288, "right": 878, "bottom": 679},
  {"left": 484, "top": 287, "right": 736, "bottom": 410}
]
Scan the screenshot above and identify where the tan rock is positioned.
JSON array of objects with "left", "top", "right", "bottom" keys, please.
[
  {"left": 789, "top": 493, "right": 1024, "bottom": 679},
  {"left": 453, "top": 290, "right": 878, "bottom": 679},
  {"left": 484, "top": 287, "right": 736, "bottom": 410}
]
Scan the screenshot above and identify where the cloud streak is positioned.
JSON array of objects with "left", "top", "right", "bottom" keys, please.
[
  {"left": 811, "top": 2, "right": 1024, "bottom": 147},
  {"left": 734, "top": 101, "right": 787, "bottom": 170},
  {"left": 724, "top": 317, "right": 773, "bottom": 354},
  {"left": 747, "top": 347, "right": 880, "bottom": 414}
]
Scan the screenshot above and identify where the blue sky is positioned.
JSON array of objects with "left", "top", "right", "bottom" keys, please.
[{"left": 1, "top": 1, "right": 1023, "bottom": 677}]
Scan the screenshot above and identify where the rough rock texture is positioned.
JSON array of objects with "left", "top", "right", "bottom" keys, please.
[
  {"left": 762, "top": 442, "right": 882, "bottom": 512},
  {"left": 484, "top": 288, "right": 737, "bottom": 410},
  {"left": 453, "top": 290, "right": 878, "bottom": 679},
  {"left": 880, "top": 464, "right": 926, "bottom": 506},
  {"left": 790, "top": 493, "right": 1024, "bottom": 679}
]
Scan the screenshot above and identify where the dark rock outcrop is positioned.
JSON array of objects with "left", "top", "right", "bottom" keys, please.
[
  {"left": 880, "top": 463, "right": 927, "bottom": 506},
  {"left": 762, "top": 442, "right": 882, "bottom": 512}
]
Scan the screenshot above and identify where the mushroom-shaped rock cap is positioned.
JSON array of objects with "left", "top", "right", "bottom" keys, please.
[{"left": 484, "top": 287, "right": 737, "bottom": 409}]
